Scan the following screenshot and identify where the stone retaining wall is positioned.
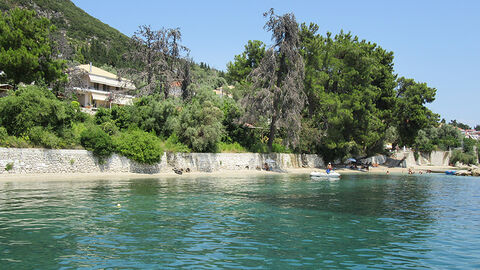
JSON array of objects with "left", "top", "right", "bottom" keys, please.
[
  {"left": 0, "top": 147, "right": 458, "bottom": 175},
  {"left": 361, "top": 150, "right": 452, "bottom": 168},
  {"left": 0, "top": 148, "right": 324, "bottom": 175}
]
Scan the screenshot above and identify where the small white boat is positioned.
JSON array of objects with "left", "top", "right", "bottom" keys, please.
[{"left": 310, "top": 171, "right": 341, "bottom": 178}]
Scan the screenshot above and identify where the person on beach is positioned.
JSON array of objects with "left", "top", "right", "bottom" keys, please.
[{"left": 326, "top": 162, "right": 333, "bottom": 174}]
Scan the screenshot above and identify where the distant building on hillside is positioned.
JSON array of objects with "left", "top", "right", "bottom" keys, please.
[
  {"left": 0, "top": 84, "right": 13, "bottom": 97},
  {"left": 71, "top": 63, "right": 136, "bottom": 109},
  {"left": 460, "top": 128, "right": 480, "bottom": 140},
  {"left": 213, "top": 85, "right": 233, "bottom": 98},
  {"left": 169, "top": 81, "right": 182, "bottom": 98}
]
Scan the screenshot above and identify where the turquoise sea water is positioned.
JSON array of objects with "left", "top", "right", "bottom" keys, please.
[{"left": 1, "top": 173, "right": 479, "bottom": 269}]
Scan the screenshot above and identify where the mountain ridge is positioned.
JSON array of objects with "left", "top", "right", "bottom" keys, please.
[{"left": 0, "top": 0, "right": 131, "bottom": 67}]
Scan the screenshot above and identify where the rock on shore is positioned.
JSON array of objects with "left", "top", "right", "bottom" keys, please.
[{"left": 455, "top": 166, "right": 480, "bottom": 176}]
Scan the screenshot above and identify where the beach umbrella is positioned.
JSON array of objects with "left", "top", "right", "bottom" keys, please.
[{"left": 346, "top": 158, "right": 356, "bottom": 163}]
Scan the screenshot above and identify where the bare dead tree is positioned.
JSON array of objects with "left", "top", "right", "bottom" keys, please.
[
  {"left": 242, "top": 9, "right": 305, "bottom": 152},
  {"left": 123, "top": 25, "right": 189, "bottom": 98},
  {"left": 63, "top": 64, "right": 88, "bottom": 98},
  {"left": 162, "top": 28, "right": 189, "bottom": 99},
  {"left": 50, "top": 29, "right": 73, "bottom": 60}
]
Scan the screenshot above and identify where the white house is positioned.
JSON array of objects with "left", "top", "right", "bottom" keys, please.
[
  {"left": 0, "top": 84, "right": 13, "bottom": 97},
  {"left": 73, "top": 64, "right": 135, "bottom": 108}
]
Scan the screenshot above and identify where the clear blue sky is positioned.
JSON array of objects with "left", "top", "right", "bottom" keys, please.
[{"left": 72, "top": 0, "right": 479, "bottom": 127}]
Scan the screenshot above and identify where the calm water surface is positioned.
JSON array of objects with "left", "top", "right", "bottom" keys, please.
[{"left": 1, "top": 174, "right": 479, "bottom": 269}]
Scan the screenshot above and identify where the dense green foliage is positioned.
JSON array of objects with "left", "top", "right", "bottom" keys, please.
[
  {"left": 450, "top": 149, "right": 477, "bottom": 166},
  {"left": 0, "top": 0, "right": 130, "bottom": 68},
  {"left": 80, "top": 125, "right": 114, "bottom": 162},
  {"left": 90, "top": 88, "right": 227, "bottom": 154},
  {"left": 113, "top": 129, "right": 163, "bottom": 164},
  {"left": 225, "top": 21, "right": 464, "bottom": 161},
  {"left": 221, "top": 98, "right": 256, "bottom": 148},
  {"left": 177, "top": 95, "right": 224, "bottom": 152},
  {"left": 94, "top": 97, "right": 181, "bottom": 138},
  {"left": 293, "top": 24, "right": 439, "bottom": 161},
  {"left": 163, "top": 133, "right": 190, "bottom": 153},
  {"left": 395, "top": 77, "right": 439, "bottom": 146},
  {"left": 0, "top": 0, "right": 127, "bottom": 42},
  {"left": 218, "top": 142, "right": 247, "bottom": 153},
  {"left": 411, "top": 125, "right": 478, "bottom": 165},
  {"left": 0, "top": 8, "right": 65, "bottom": 86},
  {"left": 413, "top": 124, "right": 462, "bottom": 153},
  {"left": 463, "top": 138, "right": 477, "bottom": 156},
  {"left": 297, "top": 25, "right": 398, "bottom": 161},
  {"left": 0, "top": 86, "right": 175, "bottom": 163},
  {"left": 0, "top": 85, "right": 76, "bottom": 136},
  {"left": 226, "top": 40, "right": 265, "bottom": 84},
  {"left": 27, "top": 126, "right": 64, "bottom": 149}
]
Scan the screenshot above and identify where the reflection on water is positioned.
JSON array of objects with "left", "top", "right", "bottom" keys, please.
[{"left": 0, "top": 174, "right": 479, "bottom": 269}]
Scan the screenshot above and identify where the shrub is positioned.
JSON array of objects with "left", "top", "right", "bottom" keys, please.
[
  {"left": 0, "top": 127, "right": 7, "bottom": 141},
  {"left": 177, "top": 100, "right": 224, "bottom": 152},
  {"left": 0, "top": 132, "right": 30, "bottom": 148},
  {"left": 434, "top": 124, "right": 462, "bottom": 150},
  {"left": 247, "top": 138, "right": 291, "bottom": 154},
  {"left": 28, "top": 126, "right": 64, "bottom": 149},
  {"left": 73, "top": 109, "right": 89, "bottom": 123},
  {"left": 100, "top": 121, "right": 119, "bottom": 136},
  {"left": 221, "top": 98, "right": 255, "bottom": 148},
  {"left": 297, "top": 120, "right": 322, "bottom": 154},
  {"left": 218, "top": 142, "right": 247, "bottom": 153},
  {"left": 94, "top": 107, "right": 112, "bottom": 125},
  {"left": 71, "top": 101, "right": 80, "bottom": 108},
  {"left": 0, "top": 85, "right": 76, "bottom": 136},
  {"left": 450, "top": 149, "right": 477, "bottom": 166},
  {"left": 113, "top": 129, "right": 163, "bottom": 164},
  {"left": 80, "top": 126, "right": 114, "bottom": 162},
  {"left": 248, "top": 141, "right": 269, "bottom": 153},
  {"left": 5, "top": 162, "right": 13, "bottom": 171},
  {"left": 164, "top": 133, "right": 190, "bottom": 153},
  {"left": 272, "top": 142, "right": 291, "bottom": 153},
  {"left": 110, "top": 105, "right": 133, "bottom": 130},
  {"left": 463, "top": 138, "right": 476, "bottom": 155},
  {"left": 128, "top": 97, "right": 181, "bottom": 137},
  {"left": 70, "top": 122, "right": 88, "bottom": 145},
  {"left": 414, "top": 129, "right": 435, "bottom": 153}
]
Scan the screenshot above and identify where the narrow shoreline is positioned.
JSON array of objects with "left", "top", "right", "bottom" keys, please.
[{"left": 0, "top": 165, "right": 459, "bottom": 182}]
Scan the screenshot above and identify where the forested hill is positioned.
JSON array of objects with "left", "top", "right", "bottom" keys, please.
[{"left": 0, "top": 0, "right": 130, "bottom": 67}]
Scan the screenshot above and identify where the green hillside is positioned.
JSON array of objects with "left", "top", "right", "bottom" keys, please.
[{"left": 0, "top": 0, "right": 130, "bottom": 67}]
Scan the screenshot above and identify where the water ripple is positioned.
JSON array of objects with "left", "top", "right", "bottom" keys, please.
[{"left": 0, "top": 175, "right": 479, "bottom": 268}]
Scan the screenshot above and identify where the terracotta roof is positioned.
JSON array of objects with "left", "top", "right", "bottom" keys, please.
[{"left": 171, "top": 81, "right": 182, "bottom": 87}]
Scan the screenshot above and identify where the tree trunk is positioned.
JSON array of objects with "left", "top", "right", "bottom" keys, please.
[
  {"left": 267, "top": 114, "right": 277, "bottom": 152},
  {"left": 164, "top": 84, "right": 169, "bottom": 99}
]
